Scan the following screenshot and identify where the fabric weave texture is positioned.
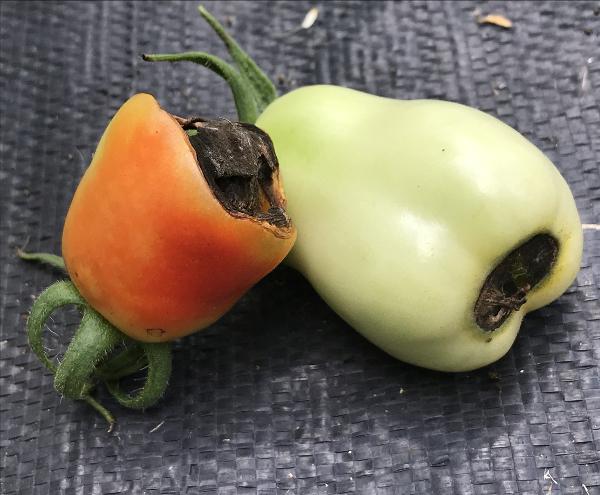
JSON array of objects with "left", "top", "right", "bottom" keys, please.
[{"left": 0, "top": 1, "right": 598, "bottom": 494}]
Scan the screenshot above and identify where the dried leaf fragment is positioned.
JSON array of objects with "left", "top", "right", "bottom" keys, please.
[{"left": 478, "top": 14, "right": 513, "bottom": 29}]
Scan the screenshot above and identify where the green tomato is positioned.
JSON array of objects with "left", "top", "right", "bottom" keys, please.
[{"left": 256, "top": 85, "right": 583, "bottom": 372}]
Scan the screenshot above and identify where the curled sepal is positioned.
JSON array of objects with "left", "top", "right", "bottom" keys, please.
[
  {"left": 104, "top": 342, "right": 172, "bottom": 410},
  {"left": 27, "top": 280, "right": 86, "bottom": 373},
  {"left": 52, "top": 307, "right": 125, "bottom": 399},
  {"left": 17, "top": 249, "right": 66, "bottom": 272},
  {"left": 97, "top": 346, "right": 146, "bottom": 381},
  {"left": 26, "top": 280, "right": 172, "bottom": 430}
]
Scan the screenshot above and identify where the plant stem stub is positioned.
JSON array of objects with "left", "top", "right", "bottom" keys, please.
[
  {"left": 474, "top": 234, "right": 559, "bottom": 331},
  {"left": 181, "top": 117, "right": 291, "bottom": 229}
]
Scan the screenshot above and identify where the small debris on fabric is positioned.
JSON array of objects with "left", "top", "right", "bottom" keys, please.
[
  {"left": 543, "top": 469, "right": 558, "bottom": 485},
  {"left": 493, "top": 79, "right": 508, "bottom": 95},
  {"left": 274, "top": 6, "right": 320, "bottom": 37},
  {"left": 301, "top": 7, "right": 319, "bottom": 30},
  {"left": 579, "top": 64, "right": 590, "bottom": 94},
  {"left": 478, "top": 14, "right": 513, "bottom": 29},
  {"left": 149, "top": 420, "right": 165, "bottom": 433},
  {"left": 276, "top": 73, "right": 289, "bottom": 86}
]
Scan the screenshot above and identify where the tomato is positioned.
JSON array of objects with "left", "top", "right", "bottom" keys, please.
[
  {"left": 256, "top": 85, "right": 582, "bottom": 371},
  {"left": 22, "top": 92, "right": 296, "bottom": 425},
  {"left": 62, "top": 93, "right": 296, "bottom": 342}
]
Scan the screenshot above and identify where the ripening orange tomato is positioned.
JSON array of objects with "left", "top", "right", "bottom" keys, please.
[{"left": 62, "top": 93, "right": 296, "bottom": 342}]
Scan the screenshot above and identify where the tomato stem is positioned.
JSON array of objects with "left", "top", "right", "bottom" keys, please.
[
  {"left": 83, "top": 395, "right": 116, "bottom": 432},
  {"left": 142, "top": 51, "right": 259, "bottom": 123},
  {"left": 142, "top": 5, "right": 278, "bottom": 124},
  {"left": 197, "top": 5, "right": 277, "bottom": 111}
]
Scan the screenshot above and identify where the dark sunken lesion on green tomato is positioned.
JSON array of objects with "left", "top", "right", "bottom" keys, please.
[
  {"left": 474, "top": 234, "right": 559, "bottom": 332},
  {"left": 179, "top": 117, "right": 291, "bottom": 229}
]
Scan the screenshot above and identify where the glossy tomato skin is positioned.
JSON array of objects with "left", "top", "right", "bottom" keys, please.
[
  {"left": 62, "top": 94, "right": 296, "bottom": 342},
  {"left": 256, "top": 85, "right": 582, "bottom": 372}
]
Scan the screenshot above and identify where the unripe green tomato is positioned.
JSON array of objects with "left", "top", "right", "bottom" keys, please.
[{"left": 256, "top": 85, "right": 583, "bottom": 372}]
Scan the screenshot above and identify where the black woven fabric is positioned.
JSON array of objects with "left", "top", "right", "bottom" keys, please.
[{"left": 1, "top": 1, "right": 599, "bottom": 494}]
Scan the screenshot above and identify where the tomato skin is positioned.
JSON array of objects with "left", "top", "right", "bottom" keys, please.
[{"left": 62, "top": 94, "right": 296, "bottom": 342}]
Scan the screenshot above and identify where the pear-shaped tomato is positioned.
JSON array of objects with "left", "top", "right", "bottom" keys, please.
[{"left": 256, "top": 85, "right": 582, "bottom": 372}]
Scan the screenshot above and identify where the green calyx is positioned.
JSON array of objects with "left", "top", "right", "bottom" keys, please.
[
  {"left": 143, "top": 5, "right": 277, "bottom": 124},
  {"left": 21, "top": 253, "right": 172, "bottom": 431}
]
